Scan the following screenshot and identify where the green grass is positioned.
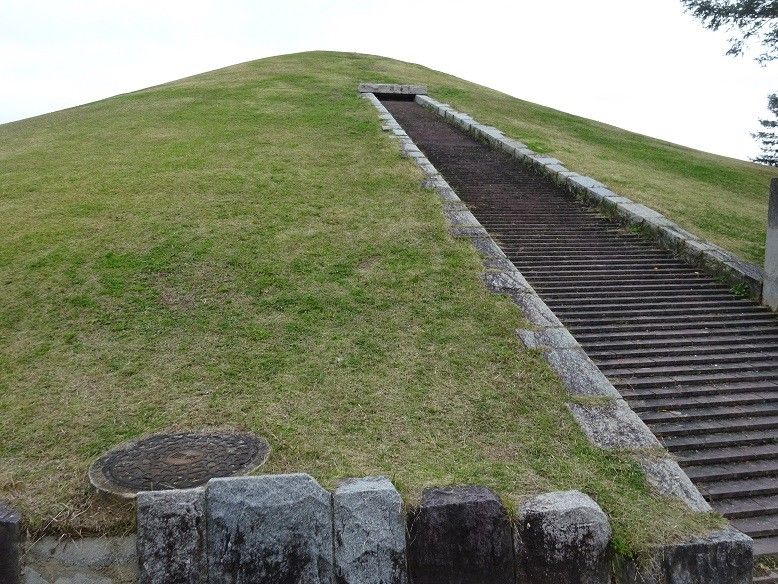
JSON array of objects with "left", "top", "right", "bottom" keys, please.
[{"left": 0, "top": 51, "right": 726, "bottom": 550}]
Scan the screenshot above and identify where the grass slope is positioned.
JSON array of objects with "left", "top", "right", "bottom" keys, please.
[{"left": 0, "top": 52, "right": 724, "bottom": 550}]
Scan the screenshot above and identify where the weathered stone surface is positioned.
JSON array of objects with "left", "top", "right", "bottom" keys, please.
[
  {"left": 23, "top": 537, "right": 137, "bottom": 584},
  {"left": 482, "top": 267, "right": 532, "bottom": 293},
  {"left": 334, "top": 477, "right": 407, "bottom": 584},
  {"left": 358, "top": 83, "right": 427, "bottom": 95},
  {"left": 49, "top": 575, "right": 112, "bottom": 584},
  {"left": 635, "top": 456, "right": 711, "bottom": 513},
  {"left": 618, "top": 203, "right": 676, "bottom": 227},
  {"left": 206, "top": 474, "right": 333, "bottom": 584},
  {"left": 544, "top": 163, "right": 569, "bottom": 175},
  {"left": 567, "top": 175, "right": 605, "bottom": 192},
  {"left": 517, "top": 490, "right": 611, "bottom": 584},
  {"left": 567, "top": 402, "right": 661, "bottom": 450},
  {"left": 544, "top": 348, "right": 622, "bottom": 399},
  {"left": 1, "top": 502, "right": 21, "bottom": 584},
  {"left": 406, "top": 486, "right": 514, "bottom": 584},
  {"left": 614, "top": 527, "right": 752, "bottom": 584},
  {"left": 443, "top": 207, "right": 481, "bottom": 228},
  {"left": 506, "top": 291, "right": 564, "bottom": 328},
  {"left": 447, "top": 225, "right": 490, "bottom": 240},
  {"left": 529, "top": 155, "right": 562, "bottom": 166},
  {"left": 136, "top": 488, "right": 206, "bottom": 584},
  {"left": 469, "top": 237, "right": 507, "bottom": 260},
  {"left": 516, "top": 327, "right": 579, "bottom": 351}
]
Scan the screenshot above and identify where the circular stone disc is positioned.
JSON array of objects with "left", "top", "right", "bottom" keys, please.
[{"left": 88, "top": 430, "right": 270, "bottom": 498}]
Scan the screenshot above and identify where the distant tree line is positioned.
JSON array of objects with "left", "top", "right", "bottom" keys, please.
[{"left": 681, "top": 0, "right": 777, "bottom": 165}]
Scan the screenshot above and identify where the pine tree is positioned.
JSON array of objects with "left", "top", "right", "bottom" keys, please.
[
  {"left": 681, "top": 1, "right": 778, "bottom": 164},
  {"left": 753, "top": 93, "right": 778, "bottom": 166},
  {"left": 680, "top": 0, "right": 778, "bottom": 63}
]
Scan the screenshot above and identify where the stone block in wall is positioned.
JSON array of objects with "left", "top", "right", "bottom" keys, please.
[
  {"left": 136, "top": 488, "right": 206, "bottom": 584},
  {"left": 406, "top": 486, "right": 514, "bottom": 584},
  {"left": 613, "top": 528, "right": 752, "bottom": 584},
  {"left": 0, "top": 502, "right": 21, "bottom": 584},
  {"left": 516, "top": 490, "right": 611, "bottom": 584},
  {"left": 206, "top": 473, "right": 333, "bottom": 584},
  {"left": 334, "top": 477, "right": 407, "bottom": 584},
  {"left": 22, "top": 536, "right": 137, "bottom": 584}
]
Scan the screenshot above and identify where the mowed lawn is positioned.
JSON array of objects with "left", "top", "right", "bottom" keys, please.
[{"left": 0, "top": 52, "right": 727, "bottom": 550}]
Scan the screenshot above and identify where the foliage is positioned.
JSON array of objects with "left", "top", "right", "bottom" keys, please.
[
  {"left": 753, "top": 92, "right": 778, "bottom": 165},
  {"left": 681, "top": 1, "right": 778, "bottom": 164},
  {"left": 680, "top": 0, "right": 778, "bottom": 63}
]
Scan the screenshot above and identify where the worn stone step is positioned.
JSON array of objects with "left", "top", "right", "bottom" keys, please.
[
  {"left": 650, "top": 415, "right": 778, "bottom": 437},
  {"left": 683, "top": 459, "right": 778, "bottom": 482},
  {"left": 729, "top": 515, "right": 778, "bottom": 538},
  {"left": 582, "top": 334, "right": 778, "bottom": 352},
  {"left": 678, "top": 445, "right": 778, "bottom": 466},
  {"left": 620, "top": 380, "right": 778, "bottom": 400},
  {"left": 614, "top": 371, "right": 778, "bottom": 389},
  {"left": 714, "top": 494, "right": 778, "bottom": 519},
  {"left": 699, "top": 477, "right": 778, "bottom": 500},
  {"left": 603, "top": 360, "right": 778, "bottom": 379},
  {"left": 753, "top": 535, "right": 778, "bottom": 561},
  {"left": 632, "top": 391, "right": 778, "bottom": 412},
  {"left": 640, "top": 402, "right": 778, "bottom": 423},
  {"left": 661, "top": 429, "right": 778, "bottom": 451}
]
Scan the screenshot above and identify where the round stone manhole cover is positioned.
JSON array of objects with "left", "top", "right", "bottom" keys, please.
[{"left": 88, "top": 430, "right": 270, "bottom": 498}]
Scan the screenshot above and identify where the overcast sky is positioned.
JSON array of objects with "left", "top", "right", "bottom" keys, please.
[{"left": 1, "top": 0, "right": 775, "bottom": 161}]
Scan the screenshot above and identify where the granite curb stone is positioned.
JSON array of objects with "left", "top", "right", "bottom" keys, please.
[
  {"left": 136, "top": 488, "right": 206, "bottom": 584},
  {"left": 516, "top": 490, "right": 611, "bottom": 584},
  {"left": 545, "top": 348, "right": 623, "bottom": 399},
  {"left": 567, "top": 402, "right": 661, "bottom": 450},
  {"left": 206, "top": 473, "right": 333, "bottom": 584},
  {"left": 334, "top": 477, "right": 407, "bottom": 584},
  {"left": 614, "top": 528, "right": 753, "bottom": 584},
  {"left": 406, "top": 486, "right": 514, "bottom": 584},
  {"left": 635, "top": 457, "right": 712, "bottom": 513},
  {"left": 1, "top": 502, "right": 21, "bottom": 584}
]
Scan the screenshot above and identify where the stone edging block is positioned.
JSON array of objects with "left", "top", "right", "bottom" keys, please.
[
  {"left": 634, "top": 457, "right": 712, "bottom": 513},
  {"left": 407, "top": 486, "right": 515, "bottom": 584},
  {"left": 358, "top": 83, "right": 427, "bottom": 95},
  {"left": 23, "top": 536, "right": 138, "bottom": 584},
  {"left": 414, "top": 93, "right": 765, "bottom": 301},
  {"left": 614, "top": 527, "right": 753, "bottom": 584},
  {"left": 516, "top": 490, "right": 612, "bottom": 584},
  {"left": 206, "top": 473, "right": 333, "bottom": 583},
  {"left": 567, "top": 402, "right": 662, "bottom": 450},
  {"left": 136, "top": 487, "right": 206, "bottom": 584},
  {"left": 0, "top": 502, "right": 21, "bottom": 584},
  {"left": 334, "top": 476, "right": 408, "bottom": 584}
]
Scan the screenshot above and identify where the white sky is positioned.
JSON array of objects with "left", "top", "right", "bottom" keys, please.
[{"left": 1, "top": 0, "right": 775, "bottom": 161}]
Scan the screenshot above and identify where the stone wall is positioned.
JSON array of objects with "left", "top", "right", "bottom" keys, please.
[
  {"left": 3, "top": 473, "right": 752, "bottom": 583},
  {"left": 133, "top": 474, "right": 750, "bottom": 584},
  {"left": 22, "top": 536, "right": 137, "bottom": 584}
]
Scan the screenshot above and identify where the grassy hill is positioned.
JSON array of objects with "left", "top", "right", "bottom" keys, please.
[{"left": 0, "top": 50, "right": 753, "bottom": 549}]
